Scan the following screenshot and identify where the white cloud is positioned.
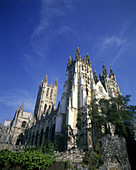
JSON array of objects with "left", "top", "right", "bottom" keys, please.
[
  {"left": 103, "top": 36, "right": 125, "bottom": 47},
  {"left": 31, "top": 0, "right": 73, "bottom": 39},
  {"left": 97, "top": 36, "right": 126, "bottom": 51},
  {"left": 0, "top": 89, "right": 35, "bottom": 113}
]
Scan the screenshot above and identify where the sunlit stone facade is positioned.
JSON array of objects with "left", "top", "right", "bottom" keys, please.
[{"left": 5, "top": 46, "right": 121, "bottom": 150}]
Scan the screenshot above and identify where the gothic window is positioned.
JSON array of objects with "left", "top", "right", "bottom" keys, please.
[
  {"left": 16, "top": 133, "right": 24, "bottom": 145},
  {"left": 44, "top": 104, "right": 47, "bottom": 113},
  {"left": 46, "top": 88, "right": 49, "bottom": 97},
  {"left": 86, "top": 85, "right": 88, "bottom": 96},
  {"left": 22, "top": 121, "right": 26, "bottom": 128},
  {"left": 48, "top": 105, "right": 51, "bottom": 113},
  {"left": 50, "top": 89, "right": 53, "bottom": 99}
]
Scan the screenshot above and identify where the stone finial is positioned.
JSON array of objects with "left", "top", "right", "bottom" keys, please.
[
  {"left": 102, "top": 62, "right": 108, "bottom": 77},
  {"left": 54, "top": 79, "right": 58, "bottom": 87},
  {"left": 75, "top": 45, "right": 81, "bottom": 60},
  {"left": 44, "top": 74, "right": 48, "bottom": 83}
]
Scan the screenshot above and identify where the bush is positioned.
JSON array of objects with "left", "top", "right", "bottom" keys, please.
[{"left": 0, "top": 142, "right": 56, "bottom": 169}]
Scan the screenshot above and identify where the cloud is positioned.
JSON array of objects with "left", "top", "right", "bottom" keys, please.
[
  {"left": 97, "top": 36, "right": 126, "bottom": 51},
  {"left": 0, "top": 89, "right": 35, "bottom": 113},
  {"left": 30, "top": 0, "right": 73, "bottom": 57},
  {"left": 31, "top": 0, "right": 73, "bottom": 38}
]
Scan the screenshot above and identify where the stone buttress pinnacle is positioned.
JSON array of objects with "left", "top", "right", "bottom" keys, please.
[
  {"left": 109, "top": 66, "right": 116, "bottom": 80},
  {"left": 75, "top": 45, "right": 81, "bottom": 60},
  {"left": 86, "top": 51, "right": 91, "bottom": 66},
  {"left": 94, "top": 69, "right": 98, "bottom": 83},
  {"left": 20, "top": 101, "right": 24, "bottom": 111},
  {"left": 102, "top": 62, "right": 108, "bottom": 77}
]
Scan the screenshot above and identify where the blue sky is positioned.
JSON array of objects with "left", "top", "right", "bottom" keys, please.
[{"left": 0, "top": 0, "right": 136, "bottom": 124}]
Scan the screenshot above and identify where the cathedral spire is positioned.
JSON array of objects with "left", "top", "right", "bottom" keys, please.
[
  {"left": 86, "top": 51, "right": 91, "bottom": 66},
  {"left": 102, "top": 62, "right": 108, "bottom": 77},
  {"left": 75, "top": 45, "right": 81, "bottom": 60},
  {"left": 44, "top": 74, "right": 48, "bottom": 83},
  {"left": 94, "top": 69, "right": 98, "bottom": 83}
]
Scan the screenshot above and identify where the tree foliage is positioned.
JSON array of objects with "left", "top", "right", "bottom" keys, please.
[{"left": 0, "top": 141, "right": 56, "bottom": 169}]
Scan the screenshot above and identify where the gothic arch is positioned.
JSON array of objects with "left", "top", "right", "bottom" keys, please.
[
  {"left": 22, "top": 121, "right": 26, "bottom": 128},
  {"left": 16, "top": 133, "right": 24, "bottom": 145}
]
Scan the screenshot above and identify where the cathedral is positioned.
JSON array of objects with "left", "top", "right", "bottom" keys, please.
[{"left": 4, "top": 46, "right": 121, "bottom": 150}]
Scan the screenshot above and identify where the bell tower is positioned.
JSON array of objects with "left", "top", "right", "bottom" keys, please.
[{"left": 34, "top": 75, "right": 58, "bottom": 120}]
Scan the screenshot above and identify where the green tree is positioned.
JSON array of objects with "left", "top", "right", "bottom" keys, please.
[{"left": 99, "top": 95, "right": 136, "bottom": 138}]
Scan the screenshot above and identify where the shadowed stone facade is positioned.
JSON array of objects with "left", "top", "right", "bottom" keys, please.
[{"left": 4, "top": 46, "right": 122, "bottom": 150}]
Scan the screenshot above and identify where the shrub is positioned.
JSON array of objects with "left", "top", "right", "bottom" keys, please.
[{"left": 0, "top": 142, "right": 56, "bottom": 170}]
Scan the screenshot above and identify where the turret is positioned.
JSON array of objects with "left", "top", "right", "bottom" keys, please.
[
  {"left": 94, "top": 69, "right": 98, "bottom": 83},
  {"left": 102, "top": 62, "right": 108, "bottom": 78},
  {"left": 75, "top": 45, "right": 81, "bottom": 61}
]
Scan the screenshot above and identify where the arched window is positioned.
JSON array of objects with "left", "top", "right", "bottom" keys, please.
[
  {"left": 22, "top": 121, "right": 26, "bottom": 128},
  {"left": 50, "top": 89, "right": 53, "bottom": 99},
  {"left": 16, "top": 133, "right": 24, "bottom": 145},
  {"left": 46, "top": 88, "right": 49, "bottom": 97},
  {"left": 44, "top": 104, "right": 47, "bottom": 113}
]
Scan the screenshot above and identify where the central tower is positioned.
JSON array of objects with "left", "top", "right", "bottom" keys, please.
[{"left": 55, "top": 46, "right": 93, "bottom": 149}]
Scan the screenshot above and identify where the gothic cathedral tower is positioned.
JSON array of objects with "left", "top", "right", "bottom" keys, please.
[{"left": 34, "top": 75, "right": 58, "bottom": 120}]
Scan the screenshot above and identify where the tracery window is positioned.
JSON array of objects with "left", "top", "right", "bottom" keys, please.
[{"left": 22, "top": 121, "right": 26, "bottom": 128}]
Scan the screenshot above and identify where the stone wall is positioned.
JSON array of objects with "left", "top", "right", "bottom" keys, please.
[{"left": 99, "top": 135, "right": 131, "bottom": 170}]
